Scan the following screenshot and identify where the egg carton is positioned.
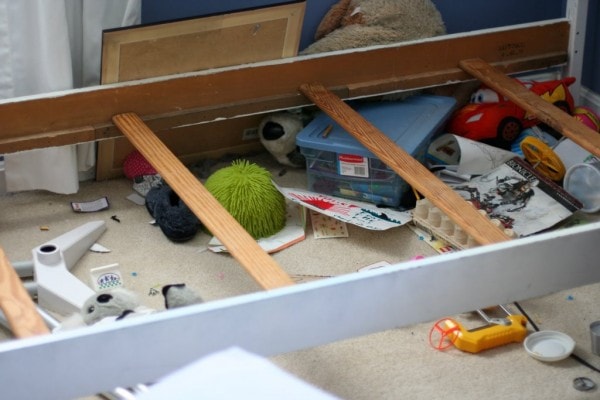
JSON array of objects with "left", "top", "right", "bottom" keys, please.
[{"left": 411, "top": 198, "right": 516, "bottom": 249}]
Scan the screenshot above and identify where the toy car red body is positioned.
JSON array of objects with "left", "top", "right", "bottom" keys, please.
[{"left": 447, "top": 77, "right": 576, "bottom": 148}]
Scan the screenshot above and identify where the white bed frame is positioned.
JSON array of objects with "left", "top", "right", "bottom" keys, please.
[
  {"left": 0, "top": 2, "right": 596, "bottom": 398},
  {"left": 2, "top": 223, "right": 600, "bottom": 399}
]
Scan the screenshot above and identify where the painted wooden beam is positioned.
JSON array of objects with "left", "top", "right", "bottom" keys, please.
[
  {"left": 299, "top": 83, "right": 510, "bottom": 246},
  {"left": 459, "top": 58, "right": 600, "bottom": 158},
  {"left": 112, "top": 113, "right": 294, "bottom": 290},
  {"left": 1, "top": 221, "right": 599, "bottom": 400},
  {"left": 0, "top": 126, "right": 95, "bottom": 154},
  {"left": 0, "top": 20, "right": 569, "bottom": 153}
]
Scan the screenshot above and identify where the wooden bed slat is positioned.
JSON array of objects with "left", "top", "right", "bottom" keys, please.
[
  {"left": 459, "top": 58, "right": 600, "bottom": 158},
  {"left": 0, "top": 247, "right": 49, "bottom": 338},
  {"left": 112, "top": 113, "right": 294, "bottom": 290},
  {"left": 299, "top": 83, "right": 510, "bottom": 246}
]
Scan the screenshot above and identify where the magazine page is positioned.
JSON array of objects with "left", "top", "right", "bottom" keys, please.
[{"left": 450, "top": 157, "right": 582, "bottom": 237}]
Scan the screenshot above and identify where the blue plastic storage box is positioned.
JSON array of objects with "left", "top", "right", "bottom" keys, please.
[{"left": 296, "top": 95, "right": 456, "bottom": 207}]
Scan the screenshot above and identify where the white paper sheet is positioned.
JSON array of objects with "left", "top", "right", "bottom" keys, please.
[
  {"left": 427, "top": 133, "right": 517, "bottom": 176},
  {"left": 276, "top": 184, "right": 412, "bottom": 230},
  {"left": 137, "top": 347, "right": 341, "bottom": 400}
]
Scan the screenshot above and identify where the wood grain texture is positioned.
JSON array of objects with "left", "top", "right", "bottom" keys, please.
[
  {"left": 0, "top": 21, "right": 569, "bottom": 154},
  {"left": 101, "top": 2, "right": 306, "bottom": 84},
  {"left": 0, "top": 247, "right": 49, "bottom": 338},
  {"left": 95, "top": 114, "right": 265, "bottom": 180},
  {"left": 459, "top": 58, "right": 600, "bottom": 158},
  {"left": 0, "top": 126, "right": 95, "bottom": 154},
  {"left": 97, "top": 2, "right": 305, "bottom": 179},
  {"left": 299, "top": 83, "right": 510, "bottom": 246},
  {"left": 112, "top": 113, "right": 294, "bottom": 290}
]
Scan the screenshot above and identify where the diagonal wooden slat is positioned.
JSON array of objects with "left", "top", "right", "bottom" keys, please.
[
  {"left": 299, "top": 83, "right": 510, "bottom": 246},
  {"left": 112, "top": 113, "right": 294, "bottom": 290},
  {"left": 459, "top": 58, "right": 600, "bottom": 158},
  {"left": 0, "top": 246, "right": 49, "bottom": 338}
]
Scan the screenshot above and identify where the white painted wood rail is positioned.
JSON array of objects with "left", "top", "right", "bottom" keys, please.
[{"left": 1, "top": 221, "right": 599, "bottom": 399}]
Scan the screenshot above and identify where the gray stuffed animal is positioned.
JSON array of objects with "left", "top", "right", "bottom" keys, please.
[
  {"left": 161, "top": 283, "right": 203, "bottom": 309},
  {"left": 82, "top": 288, "right": 145, "bottom": 325},
  {"left": 258, "top": 111, "right": 307, "bottom": 168},
  {"left": 80, "top": 284, "right": 203, "bottom": 326}
]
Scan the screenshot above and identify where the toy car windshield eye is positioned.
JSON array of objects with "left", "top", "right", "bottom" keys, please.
[
  {"left": 466, "top": 113, "right": 483, "bottom": 123},
  {"left": 483, "top": 89, "right": 500, "bottom": 102},
  {"left": 87, "top": 305, "right": 95, "bottom": 314},
  {"left": 470, "top": 92, "right": 484, "bottom": 103}
]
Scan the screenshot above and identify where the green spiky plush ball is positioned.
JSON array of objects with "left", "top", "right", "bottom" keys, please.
[{"left": 204, "top": 160, "right": 286, "bottom": 239}]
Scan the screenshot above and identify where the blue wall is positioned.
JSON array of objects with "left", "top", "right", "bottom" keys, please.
[
  {"left": 141, "top": 0, "right": 596, "bottom": 91},
  {"left": 140, "top": 0, "right": 338, "bottom": 50},
  {"left": 582, "top": 0, "right": 599, "bottom": 92},
  {"left": 433, "top": 0, "right": 562, "bottom": 34}
]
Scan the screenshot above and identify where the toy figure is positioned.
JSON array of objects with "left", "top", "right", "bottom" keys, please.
[
  {"left": 258, "top": 111, "right": 307, "bottom": 168},
  {"left": 447, "top": 77, "right": 576, "bottom": 149},
  {"left": 56, "top": 284, "right": 203, "bottom": 330}
]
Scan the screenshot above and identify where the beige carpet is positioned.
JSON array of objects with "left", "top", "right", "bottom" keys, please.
[{"left": 1, "top": 152, "right": 600, "bottom": 399}]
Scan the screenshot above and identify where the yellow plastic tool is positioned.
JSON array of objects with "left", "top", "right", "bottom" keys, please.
[{"left": 442, "top": 308, "right": 528, "bottom": 353}]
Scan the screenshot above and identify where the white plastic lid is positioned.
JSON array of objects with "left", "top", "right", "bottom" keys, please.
[
  {"left": 523, "top": 330, "right": 575, "bottom": 362},
  {"left": 563, "top": 162, "right": 600, "bottom": 213}
]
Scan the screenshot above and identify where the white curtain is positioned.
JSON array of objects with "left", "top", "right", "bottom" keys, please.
[{"left": 0, "top": 0, "right": 140, "bottom": 194}]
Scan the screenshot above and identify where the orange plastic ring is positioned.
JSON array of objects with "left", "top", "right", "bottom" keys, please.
[{"left": 429, "top": 318, "right": 460, "bottom": 350}]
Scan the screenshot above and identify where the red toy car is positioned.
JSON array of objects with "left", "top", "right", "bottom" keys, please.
[{"left": 447, "top": 77, "right": 576, "bottom": 149}]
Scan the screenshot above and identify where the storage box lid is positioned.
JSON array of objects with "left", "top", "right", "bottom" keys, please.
[{"left": 296, "top": 95, "right": 456, "bottom": 157}]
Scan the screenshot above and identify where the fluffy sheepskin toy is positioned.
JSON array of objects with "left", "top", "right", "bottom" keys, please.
[{"left": 301, "top": 0, "right": 446, "bottom": 55}]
